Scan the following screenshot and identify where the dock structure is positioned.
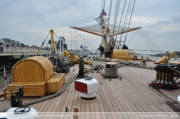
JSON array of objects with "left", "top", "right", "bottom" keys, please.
[
  {"left": 0, "top": 61, "right": 179, "bottom": 118},
  {"left": 0, "top": 46, "right": 48, "bottom": 56}
]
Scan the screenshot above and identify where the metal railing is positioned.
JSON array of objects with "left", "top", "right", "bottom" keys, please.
[{"left": 1, "top": 46, "right": 47, "bottom": 53}]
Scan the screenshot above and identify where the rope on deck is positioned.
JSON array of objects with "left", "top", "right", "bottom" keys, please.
[
  {"left": 90, "top": 57, "right": 155, "bottom": 70},
  {"left": 0, "top": 73, "right": 79, "bottom": 112}
]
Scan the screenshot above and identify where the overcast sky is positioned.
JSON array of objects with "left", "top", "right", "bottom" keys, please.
[{"left": 0, "top": 0, "right": 180, "bottom": 54}]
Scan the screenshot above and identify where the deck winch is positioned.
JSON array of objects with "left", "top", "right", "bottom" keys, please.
[
  {"left": 6, "top": 85, "right": 24, "bottom": 107},
  {"left": 75, "top": 76, "right": 98, "bottom": 99},
  {"left": 105, "top": 62, "right": 118, "bottom": 76},
  {"left": 98, "top": 62, "right": 119, "bottom": 78},
  {"left": 150, "top": 64, "right": 179, "bottom": 89},
  {"left": 6, "top": 85, "right": 38, "bottom": 119}
]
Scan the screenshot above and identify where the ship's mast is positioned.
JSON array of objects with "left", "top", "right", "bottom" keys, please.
[{"left": 100, "top": 14, "right": 113, "bottom": 51}]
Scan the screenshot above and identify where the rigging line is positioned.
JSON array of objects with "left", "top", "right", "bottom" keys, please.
[
  {"left": 40, "top": 31, "right": 50, "bottom": 55},
  {"left": 73, "top": 27, "right": 74, "bottom": 51},
  {"left": 94, "top": 37, "right": 104, "bottom": 55},
  {"left": 37, "top": 31, "right": 50, "bottom": 56},
  {"left": 138, "top": 30, "right": 156, "bottom": 54},
  {"left": 138, "top": 30, "right": 159, "bottom": 60},
  {"left": 102, "top": 0, "right": 105, "bottom": 13},
  {"left": 101, "top": 0, "right": 103, "bottom": 13},
  {"left": 70, "top": 27, "right": 72, "bottom": 50},
  {"left": 113, "top": 0, "right": 121, "bottom": 34},
  {"left": 103, "top": 0, "right": 106, "bottom": 11},
  {"left": 128, "top": 49, "right": 139, "bottom": 55},
  {"left": 139, "top": 29, "right": 158, "bottom": 53},
  {"left": 47, "top": 42, "right": 49, "bottom": 56},
  {"left": 76, "top": 30, "right": 77, "bottom": 50},
  {"left": 72, "top": 27, "right": 73, "bottom": 50},
  {"left": 113, "top": 35, "right": 117, "bottom": 48},
  {"left": 117, "top": 0, "right": 127, "bottom": 32},
  {"left": 43, "top": 31, "right": 50, "bottom": 44},
  {"left": 75, "top": 30, "right": 96, "bottom": 50},
  {"left": 124, "top": 0, "right": 136, "bottom": 45},
  {"left": 119, "top": 0, "right": 132, "bottom": 47},
  {"left": 142, "top": 28, "right": 161, "bottom": 52},
  {"left": 115, "top": 0, "right": 127, "bottom": 46},
  {"left": 127, "top": 29, "right": 139, "bottom": 45},
  {"left": 119, "top": 0, "right": 132, "bottom": 45},
  {"left": 74, "top": 18, "right": 96, "bottom": 27},
  {"left": 107, "top": 0, "right": 113, "bottom": 28},
  {"left": 53, "top": 31, "right": 88, "bottom": 61}
]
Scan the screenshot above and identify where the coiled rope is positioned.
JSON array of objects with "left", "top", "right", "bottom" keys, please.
[
  {"left": 0, "top": 73, "right": 79, "bottom": 112},
  {"left": 91, "top": 57, "right": 155, "bottom": 70}
]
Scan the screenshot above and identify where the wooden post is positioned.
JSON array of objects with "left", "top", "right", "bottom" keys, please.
[
  {"left": 74, "top": 106, "right": 79, "bottom": 112},
  {"left": 73, "top": 106, "right": 79, "bottom": 119},
  {"left": 50, "top": 29, "right": 55, "bottom": 52},
  {"left": 3, "top": 89, "right": 6, "bottom": 99}
]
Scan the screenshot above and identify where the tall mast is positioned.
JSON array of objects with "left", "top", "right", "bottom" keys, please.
[{"left": 100, "top": 14, "right": 112, "bottom": 51}]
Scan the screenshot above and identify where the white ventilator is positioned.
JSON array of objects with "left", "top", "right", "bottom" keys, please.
[{"left": 75, "top": 78, "right": 98, "bottom": 99}]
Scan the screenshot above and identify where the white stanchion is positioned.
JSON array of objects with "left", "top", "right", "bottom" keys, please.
[{"left": 4, "top": 67, "right": 7, "bottom": 89}]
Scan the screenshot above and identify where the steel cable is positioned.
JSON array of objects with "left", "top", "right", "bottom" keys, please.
[
  {"left": 127, "top": 29, "right": 139, "bottom": 45},
  {"left": 137, "top": 30, "right": 159, "bottom": 60},
  {"left": 107, "top": 0, "right": 113, "bottom": 28},
  {"left": 119, "top": 0, "right": 132, "bottom": 46},
  {"left": 124, "top": 0, "right": 136, "bottom": 44},
  {"left": 142, "top": 28, "right": 161, "bottom": 53},
  {"left": 113, "top": 0, "right": 121, "bottom": 35},
  {"left": 139, "top": 29, "right": 158, "bottom": 54}
]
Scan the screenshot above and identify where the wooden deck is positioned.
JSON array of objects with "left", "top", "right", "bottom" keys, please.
[{"left": 0, "top": 61, "right": 180, "bottom": 118}]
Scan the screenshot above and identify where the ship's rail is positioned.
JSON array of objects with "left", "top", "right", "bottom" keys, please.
[{"left": 0, "top": 46, "right": 47, "bottom": 56}]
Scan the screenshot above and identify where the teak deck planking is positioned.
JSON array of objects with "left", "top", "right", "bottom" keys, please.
[{"left": 0, "top": 61, "right": 180, "bottom": 119}]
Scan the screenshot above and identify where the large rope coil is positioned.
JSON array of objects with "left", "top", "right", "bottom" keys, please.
[
  {"left": 89, "top": 57, "right": 155, "bottom": 70},
  {"left": 0, "top": 73, "right": 78, "bottom": 112}
]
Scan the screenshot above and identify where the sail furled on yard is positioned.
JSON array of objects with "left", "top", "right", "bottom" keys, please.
[{"left": 71, "top": 24, "right": 141, "bottom": 37}]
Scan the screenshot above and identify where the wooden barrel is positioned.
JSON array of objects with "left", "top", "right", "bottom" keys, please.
[{"left": 12, "top": 56, "right": 54, "bottom": 82}]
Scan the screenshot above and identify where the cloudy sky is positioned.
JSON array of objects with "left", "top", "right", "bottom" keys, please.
[{"left": 0, "top": 0, "right": 179, "bottom": 54}]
